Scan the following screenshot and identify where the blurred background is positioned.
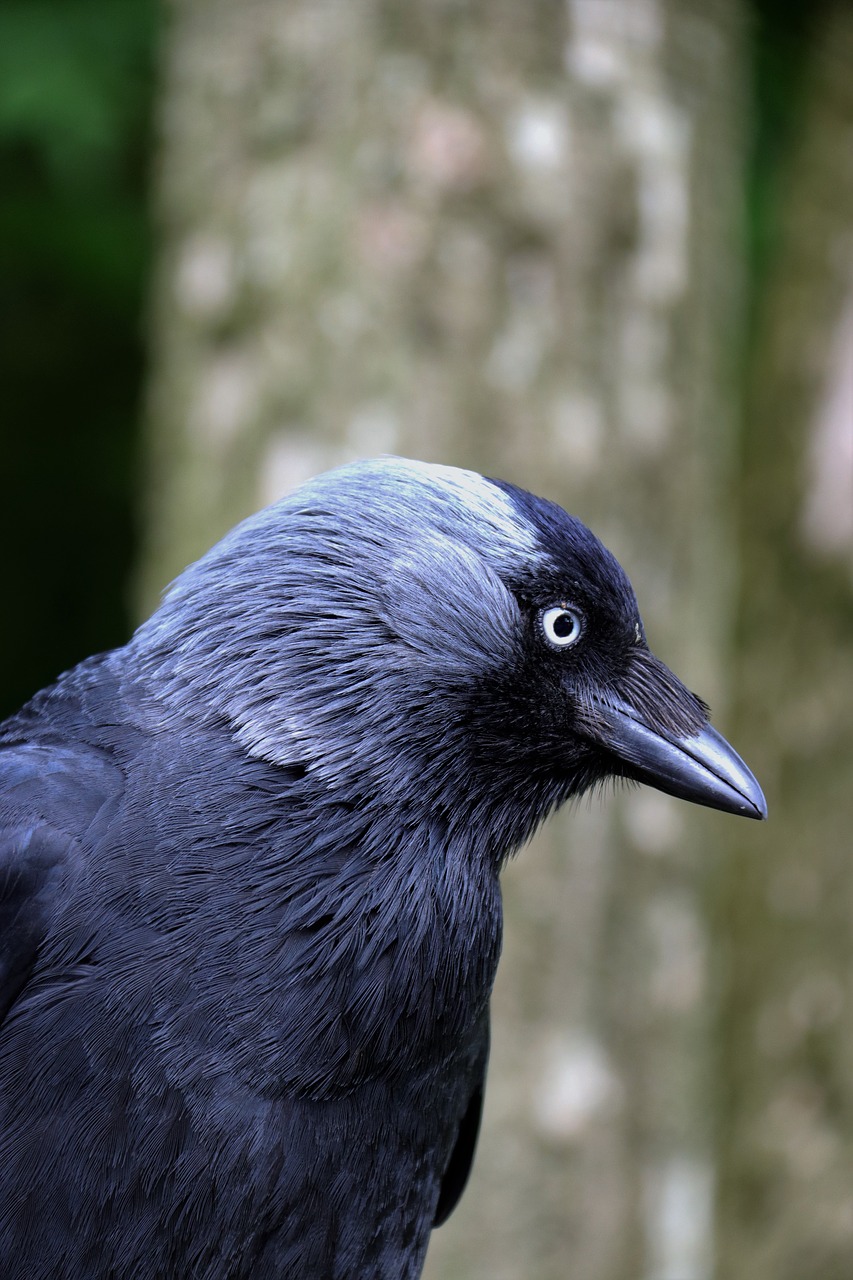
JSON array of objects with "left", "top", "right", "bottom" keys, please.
[{"left": 2, "top": 0, "right": 852, "bottom": 1277}]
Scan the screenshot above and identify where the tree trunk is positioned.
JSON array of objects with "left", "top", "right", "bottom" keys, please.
[
  {"left": 141, "top": 1, "right": 748, "bottom": 1276},
  {"left": 717, "top": 7, "right": 853, "bottom": 1279}
]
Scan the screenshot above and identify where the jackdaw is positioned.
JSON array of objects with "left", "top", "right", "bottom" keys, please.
[{"left": 0, "top": 458, "right": 765, "bottom": 1278}]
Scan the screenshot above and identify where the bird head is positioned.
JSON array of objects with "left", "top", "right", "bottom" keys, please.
[{"left": 136, "top": 458, "right": 765, "bottom": 854}]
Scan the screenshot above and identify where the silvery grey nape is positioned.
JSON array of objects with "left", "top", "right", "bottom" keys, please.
[{"left": 0, "top": 457, "right": 765, "bottom": 1279}]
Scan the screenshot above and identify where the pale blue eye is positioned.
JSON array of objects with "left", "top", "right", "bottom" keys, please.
[{"left": 541, "top": 605, "right": 584, "bottom": 649}]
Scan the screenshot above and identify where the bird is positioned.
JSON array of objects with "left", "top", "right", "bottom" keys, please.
[{"left": 0, "top": 457, "right": 765, "bottom": 1279}]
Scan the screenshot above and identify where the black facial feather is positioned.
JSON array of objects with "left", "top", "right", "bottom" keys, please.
[{"left": 0, "top": 458, "right": 764, "bottom": 1279}]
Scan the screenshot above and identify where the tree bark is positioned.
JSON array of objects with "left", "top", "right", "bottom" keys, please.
[
  {"left": 141, "top": 2, "right": 748, "bottom": 1276},
  {"left": 717, "top": 7, "right": 853, "bottom": 1279}
]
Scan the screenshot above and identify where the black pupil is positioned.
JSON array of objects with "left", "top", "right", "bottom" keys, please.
[{"left": 553, "top": 612, "right": 575, "bottom": 638}]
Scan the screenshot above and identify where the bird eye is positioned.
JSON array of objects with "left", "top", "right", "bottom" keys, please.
[{"left": 540, "top": 605, "right": 584, "bottom": 650}]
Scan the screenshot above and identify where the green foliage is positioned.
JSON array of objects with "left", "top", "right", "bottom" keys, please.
[
  {"left": 0, "top": 0, "right": 153, "bottom": 176},
  {"left": 0, "top": 0, "right": 156, "bottom": 299},
  {"left": 0, "top": 0, "right": 158, "bottom": 718},
  {"left": 746, "top": 0, "right": 829, "bottom": 299}
]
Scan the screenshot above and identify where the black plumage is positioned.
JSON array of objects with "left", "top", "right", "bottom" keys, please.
[{"left": 0, "top": 459, "right": 764, "bottom": 1278}]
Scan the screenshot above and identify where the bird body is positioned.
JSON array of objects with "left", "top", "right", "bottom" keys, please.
[
  {"left": 0, "top": 661, "right": 494, "bottom": 1277},
  {"left": 0, "top": 459, "right": 764, "bottom": 1278}
]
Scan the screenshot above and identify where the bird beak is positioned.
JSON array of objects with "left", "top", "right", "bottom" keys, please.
[{"left": 586, "top": 690, "right": 767, "bottom": 821}]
